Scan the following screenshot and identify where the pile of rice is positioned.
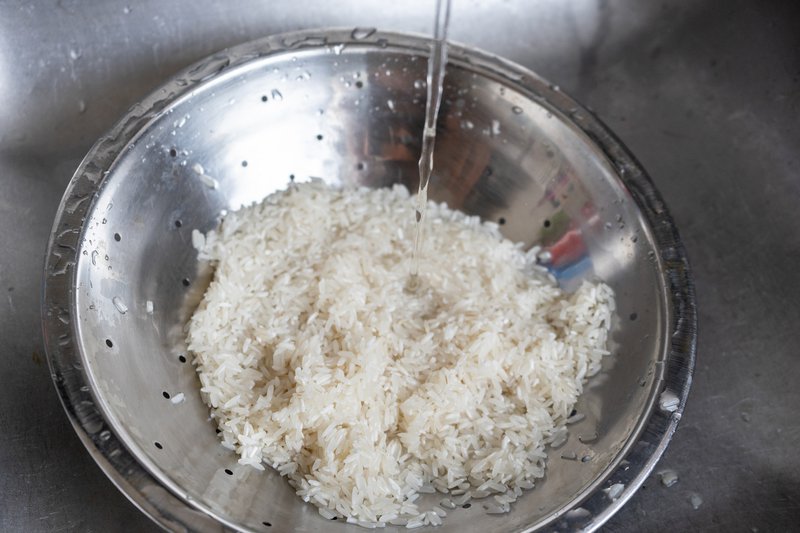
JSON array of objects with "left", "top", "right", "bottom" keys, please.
[{"left": 187, "top": 180, "right": 613, "bottom": 528}]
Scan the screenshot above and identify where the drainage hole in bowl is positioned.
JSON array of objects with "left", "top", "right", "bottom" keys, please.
[
  {"left": 543, "top": 219, "right": 551, "bottom": 228},
  {"left": 178, "top": 354, "right": 187, "bottom": 363},
  {"left": 241, "top": 160, "right": 248, "bottom": 167},
  {"left": 316, "top": 134, "right": 323, "bottom": 141},
  {"left": 224, "top": 469, "right": 233, "bottom": 476},
  {"left": 630, "top": 312, "right": 638, "bottom": 321},
  {"left": 174, "top": 219, "right": 182, "bottom": 228},
  {"left": 162, "top": 391, "right": 170, "bottom": 399},
  {"left": 169, "top": 148, "right": 177, "bottom": 158},
  {"left": 105, "top": 339, "right": 113, "bottom": 348},
  {"left": 262, "top": 522, "right": 272, "bottom": 527},
  {"left": 114, "top": 233, "right": 121, "bottom": 242},
  {"left": 154, "top": 441, "right": 163, "bottom": 449},
  {"left": 498, "top": 217, "right": 506, "bottom": 225},
  {"left": 181, "top": 278, "right": 190, "bottom": 287}
]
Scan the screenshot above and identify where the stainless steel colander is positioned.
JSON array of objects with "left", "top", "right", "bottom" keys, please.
[{"left": 42, "top": 29, "right": 696, "bottom": 532}]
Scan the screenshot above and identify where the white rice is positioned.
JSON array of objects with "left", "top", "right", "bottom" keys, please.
[{"left": 187, "top": 179, "right": 614, "bottom": 526}]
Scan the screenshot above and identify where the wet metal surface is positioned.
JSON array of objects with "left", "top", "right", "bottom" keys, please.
[
  {"left": 39, "top": 28, "right": 692, "bottom": 532},
  {"left": 1, "top": 0, "right": 798, "bottom": 531}
]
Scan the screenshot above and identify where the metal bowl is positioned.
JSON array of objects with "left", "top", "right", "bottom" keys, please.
[{"left": 42, "top": 29, "right": 695, "bottom": 532}]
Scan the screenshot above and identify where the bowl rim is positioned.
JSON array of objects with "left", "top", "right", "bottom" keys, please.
[{"left": 41, "top": 27, "right": 696, "bottom": 532}]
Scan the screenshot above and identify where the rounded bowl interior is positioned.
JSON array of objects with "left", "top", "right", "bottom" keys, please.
[{"left": 43, "top": 29, "right": 694, "bottom": 532}]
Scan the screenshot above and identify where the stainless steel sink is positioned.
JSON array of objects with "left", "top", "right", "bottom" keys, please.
[{"left": 1, "top": 1, "right": 798, "bottom": 532}]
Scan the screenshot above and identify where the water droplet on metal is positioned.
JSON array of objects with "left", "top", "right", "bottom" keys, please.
[
  {"left": 604, "top": 483, "right": 625, "bottom": 501},
  {"left": 460, "top": 119, "right": 474, "bottom": 130},
  {"left": 387, "top": 99, "right": 396, "bottom": 112},
  {"left": 659, "top": 390, "right": 680, "bottom": 413},
  {"left": 91, "top": 250, "right": 98, "bottom": 266},
  {"left": 112, "top": 296, "right": 128, "bottom": 314},
  {"left": 200, "top": 174, "right": 218, "bottom": 189},
  {"left": 414, "top": 79, "right": 426, "bottom": 90},
  {"left": 659, "top": 469, "right": 679, "bottom": 487},
  {"left": 173, "top": 114, "right": 188, "bottom": 128},
  {"left": 689, "top": 492, "right": 703, "bottom": 510},
  {"left": 333, "top": 43, "right": 346, "bottom": 55},
  {"left": 271, "top": 89, "right": 283, "bottom": 101},
  {"left": 512, "top": 105, "right": 523, "bottom": 114},
  {"left": 69, "top": 48, "right": 82, "bottom": 61},
  {"left": 565, "top": 507, "right": 591, "bottom": 520},
  {"left": 351, "top": 27, "right": 376, "bottom": 40}
]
